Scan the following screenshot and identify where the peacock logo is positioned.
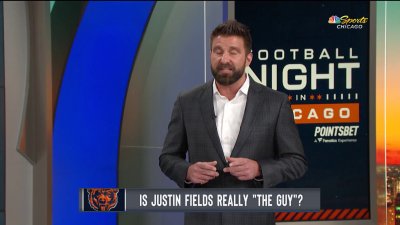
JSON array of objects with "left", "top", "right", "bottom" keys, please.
[{"left": 328, "top": 15, "right": 341, "bottom": 24}]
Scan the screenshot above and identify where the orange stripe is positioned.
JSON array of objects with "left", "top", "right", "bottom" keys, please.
[
  {"left": 285, "top": 212, "right": 297, "bottom": 221},
  {"left": 302, "top": 212, "right": 314, "bottom": 220},
  {"left": 355, "top": 208, "right": 368, "bottom": 219},
  {"left": 290, "top": 208, "right": 368, "bottom": 221},
  {"left": 345, "top": 209, "right": 359, "bottom": 219},
  {"left": 320, "top": 209, "right": 333, "bottom": 220},
  {"left": 311, "top": 210, "right": 324, "bottom": 220},
  {"left": 291, "top": 103, "right": 359, "bottom": 124},
  {"left": 337, "top": 209, "right": 351, "bottom": 220},
  {"left": 293, "top": 212, "right": 305, "bottom": 221},
  {"left": 328, "top": 209, "right": 342, "bottom": 220},
  {"left": 276, "top": 212, "right": 288, "bottom": 221}
]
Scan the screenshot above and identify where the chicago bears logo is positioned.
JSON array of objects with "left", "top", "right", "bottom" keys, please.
[{"left": 87, "top": 188, "right": 119, "bottom": 211}]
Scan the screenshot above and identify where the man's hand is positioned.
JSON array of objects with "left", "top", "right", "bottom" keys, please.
[
  {"left": 186, "top": 161, "right": 219, "bottom": 184},
  {"left": 223, "top": 157, "right": 261, "bottom": 180}
]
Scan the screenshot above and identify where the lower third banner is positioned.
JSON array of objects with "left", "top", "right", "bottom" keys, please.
[{"left": 80, "top": 188, "right": 320, "bottom": 212}]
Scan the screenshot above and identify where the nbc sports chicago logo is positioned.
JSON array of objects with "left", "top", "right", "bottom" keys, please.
[{"left": 328, "top": 15, "right": 368, "bottom": 29}]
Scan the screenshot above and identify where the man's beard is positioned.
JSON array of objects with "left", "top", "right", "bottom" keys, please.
[{"left": 211, "top": 62, "right": 246, "bottom": 86}]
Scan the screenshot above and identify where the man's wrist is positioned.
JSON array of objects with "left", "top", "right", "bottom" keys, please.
[{"left": 254, "top": 163, "right": 263, "bottom": 181}]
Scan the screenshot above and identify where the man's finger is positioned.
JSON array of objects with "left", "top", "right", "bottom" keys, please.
[
  {"left": 207, "top": 161, "right": 218, "bottom": 166},
  {"left": 197, "top": 174, "right": 214, "bottom": 181},
  {"left": 223, "top": 167, "right": 230, "bottom": 173},
  {"left": 237, "top": 175, "right": 250, "bottom": 181},
  {"left": 198, "top": 161, "right": 217, "bottom": 171},
  {"left": 227, "top": 165, "right": 247, "bottom": 172},
  {"left": 200, "top": 169, "right": 219, "bottom": 177},
  {"left": 225, "top": 165, "right": 246, "bottom": 174},
  {"left": 195, "top": 173, "right": 219, "bottom": 183},
  {"left": 226, "top": 157, "right": 246, "bottom": 167}
]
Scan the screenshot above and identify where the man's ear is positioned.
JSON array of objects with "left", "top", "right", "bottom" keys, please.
[{"left": 246, "top": 51, "right": 253, "bottom": 66}]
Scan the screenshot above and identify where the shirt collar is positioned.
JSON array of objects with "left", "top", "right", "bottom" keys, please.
[{"left": 213, "top": 75, "right": 250, "bottom": 97}]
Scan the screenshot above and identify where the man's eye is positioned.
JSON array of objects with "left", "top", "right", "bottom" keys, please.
[{"left": 214, "top": 50, "right": 223, "bottom": 55}]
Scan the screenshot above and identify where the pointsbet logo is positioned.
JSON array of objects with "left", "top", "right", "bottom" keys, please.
[{"left": 328, "top": 15, "right": 368, "bottom": 29}]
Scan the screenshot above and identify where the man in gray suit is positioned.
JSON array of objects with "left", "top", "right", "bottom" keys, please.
[{"left": 159, "top": 20, "right": 307, "bottom": 225}]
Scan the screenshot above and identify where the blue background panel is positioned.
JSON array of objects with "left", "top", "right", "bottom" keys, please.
[{"left": 53, "top": 2, "right": 154, "bottom": 225}]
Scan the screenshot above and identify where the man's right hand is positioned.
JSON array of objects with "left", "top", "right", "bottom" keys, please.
[{"left": 186, "top": 161, "right": 219, "bottom": 184}]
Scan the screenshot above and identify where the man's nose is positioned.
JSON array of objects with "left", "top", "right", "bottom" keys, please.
[{"left": 220, "top": 53, "right": 229, "bottom": 63}]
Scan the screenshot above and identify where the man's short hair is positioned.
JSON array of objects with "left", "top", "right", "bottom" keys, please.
[{"left": 210, "top": 20, "right": 252, "bottom": 53}]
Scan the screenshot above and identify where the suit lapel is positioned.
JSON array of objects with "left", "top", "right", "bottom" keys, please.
[
  {"left": 230, "top": 79, "right": 263, "bottom": 157},
  {"left": 199, "top": 82, "right": 227, "bottom": 165}
]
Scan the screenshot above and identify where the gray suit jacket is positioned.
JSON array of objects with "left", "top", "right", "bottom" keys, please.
[{"left": 159, "top": 78, "right": 307, "bottom": 225}]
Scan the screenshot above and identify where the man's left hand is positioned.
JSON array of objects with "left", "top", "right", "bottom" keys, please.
[{"left": 223, "top": 157, "right": 261, "bottom": 180}]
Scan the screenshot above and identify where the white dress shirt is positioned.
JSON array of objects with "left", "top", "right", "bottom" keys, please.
[{"left": 213, "top": 76, "right": 249, "bottom": 159}]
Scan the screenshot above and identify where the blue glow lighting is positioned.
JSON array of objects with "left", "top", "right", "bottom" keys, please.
[{"left": 53, "top": 2, "right": 153, "bottom": 224}]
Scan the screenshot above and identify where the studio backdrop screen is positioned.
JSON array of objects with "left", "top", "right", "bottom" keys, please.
[
  {"left": 236, "top": 1, "right": 371, "bottom": 222},
  {"left": 51, "top": 1, "right": 372, "bottom": 225}
]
